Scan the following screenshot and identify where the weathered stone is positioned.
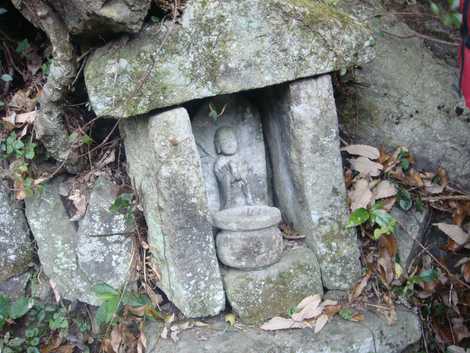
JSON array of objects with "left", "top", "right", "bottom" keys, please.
[
  {"left": 85, "top": 0, "right": 375, "bottom": 118},
  {"left": 25, "top": 176, "right": 133, "bottom": 305},
  {"left": 336, "top": 0, "right": 470, "bottom": 190},
  {"left": 120, "top": 107, "right": 225, "bottom": 318},
  {"left": 192, "top": 95, "right": 269, "bottom": 213},
  {"left": 260, "top": 75, "right": 361, "bottom": 290},
  {"left": 223, "top": 247, "right": 323, "bottom": 324},
  {"left": 48, "top": 0, "right": 151, "bottom": 35},
  {"left": 146, "top": 308, "right": 421, "bottom": 353},
  {"left": 392, "top": 207, "right": 430, "bottom": 268},
  {"left": 0, "top": 272, "right": 31, "bottom": 299},
  {"left": 77, "top": 177, "right": 134, "bottom": 291},
  {"left": 0, "top": 180, "right": 33, "bottom": 283},
  {"left": 213, "top": 206, "right": 281, "bottom": 232},
  {"left": 215, "top": 206, "right": 284, "bottom": 270}
]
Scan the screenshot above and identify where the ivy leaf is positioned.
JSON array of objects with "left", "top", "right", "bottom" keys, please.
[
  {"left": 430, "top": 2, "right": 440, "bottom": 15},
  {"left": 339, "top": 308, "right": 353, "bottom": 321},
  {"left": 397, "top": 188, "right": 413, "bottom": 211},
  {"left": 93, "top": 283, "right": 119, "bottom": 302},
  {"left": 81, "top": 134, "right": 93, "bottom": 145},
  {"left": 24, "top": 142, "right": 37, "bottom": 160},
  {"left": 418, "top": 268, "right": 439, "bottom": 283},
  {"left": 346, "top": 208, "right": 370, "bottom": 228},
  {"left": 95, "top": 297, "right": 120, "bottom": 327},
  {"left": 16, "top": 39, "right": 30, "bottom": 55},
  {"left": 9, "top": 297, "right": 34, "bottom": 319}
]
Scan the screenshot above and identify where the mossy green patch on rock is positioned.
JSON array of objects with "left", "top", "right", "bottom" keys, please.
[
  {"left": 223, "top": 247, "right": 323, "bottom": 324},
  {"left": 85, "top": 0, "right": 375, "bottom": 118}
]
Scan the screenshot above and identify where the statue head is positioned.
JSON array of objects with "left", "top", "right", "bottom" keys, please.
[{"left": 214, "top": 126, "right": 238, "bottom": 156}]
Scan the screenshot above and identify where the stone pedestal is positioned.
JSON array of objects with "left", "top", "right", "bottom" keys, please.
[{"left": 214, "top": 206, "right": 283, "bottom": 270}]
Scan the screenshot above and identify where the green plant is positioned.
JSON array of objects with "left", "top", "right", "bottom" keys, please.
[
  {"left": 110, "top": 193, "right": 134, "bottom": 223},
  {"left": 0, "top": 132, "right": 36, "bottom": 160},
  {"left": 347, "top": 202, "right": 398, "bottom": 240},
  {"left": 93, "top": 283, "right": 160, "bottom": 329},
  {"left": 429, "top": 0, "right": 462, "bottom": 28}
]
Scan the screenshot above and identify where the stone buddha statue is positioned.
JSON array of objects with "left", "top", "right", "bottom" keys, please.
[{"left": 213, "top": 126, "right": 253, "bottom": 210}]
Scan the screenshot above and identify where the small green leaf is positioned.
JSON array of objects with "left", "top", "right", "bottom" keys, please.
[
  {"left": 0, "top": 8, "right": 8, "bottom": 15},
  {"left": 122, "top": 292, "right": 150, "bottom": 307},
  {"left": 93, "top": 283, "right": 119, "bottom": 302},
  {"left": 339, "top": 308, "right": 353, "bottom": 321},
  {"left": 81, "top": 134, "right": 93, "bottom": 145},
  {"left": 397, "top": 188, "right": 413, "bottom": 211},
  {"left": 68, "top": 132, "right": 79, "bottom": 143},
  {"left": 347, "top": 208, "right": 370, "bottom": 228},
  {"left": 16, "top": 39, "right": 30, "bottom": 55},
  {"left": 24, "top": 142, "right": 36, "bottom": 160},
  {"left": 1, "top": 74, "right": 13, "bottom": 82},
  {"left": 419, "top": 268, "right": 438, "bottom": 283},
  {"left": 430, "top": 2, "right": 440, "bottom": 15},
  {"left": 9, "top": 297, "right": 33, "bottom": 319}
]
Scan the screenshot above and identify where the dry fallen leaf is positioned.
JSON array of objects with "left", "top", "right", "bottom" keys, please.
[
  {"left": 261, "top": 317, "right": 309, "bottom": 331},
  {"left": 68, "top": 189, "right": 88, "bottom": 221},
  {"left": 349, "top": 178, "right": 373, "bottom": 211},
  {"left": 349, "top": 157, "right": 383, "bottom": 177},
  {"left": 314, "top": 314, "right": 329, "bottom": 333},
  {"left": 434, "top": 223, "right": 469, "bottom": 245},
  {"left": 373, "top": 180, "right": 397, "bottom": 201},
  {"left": 342, "top": 144, "right": 380, "bottom": 160},
  {"left": 351, "top": 271, "right": 371, "bottom": 299},
  {"left": 110, "top": 325, "right": 122, "bottom": 352},
  {"left": 292, "top": 295, "right": 322, "bottom": 322},
  {"left": 295, "top": 294, "right": 322, "bottom": 311}
]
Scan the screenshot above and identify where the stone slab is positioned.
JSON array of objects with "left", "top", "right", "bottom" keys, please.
[
  {"left": 120, "top": 107, "right": 225, "bottom": 318},
  {"left": 85, "top": 0, "right": 375, "bottom": 118},
  {"left": 146, "top": 308, "right": 421, "bottom": 353},
  {"left": 0, "top": 180, "right": 33, "bottom": 282},
  {"left": 25, "top": 176, "right": 133, "bottom": 305},
  {"left": 223, "top": 247, "right": 323, "bottom": 324},
  {"left": 260, "top": 75, "right": 361, "bottom": 290}
]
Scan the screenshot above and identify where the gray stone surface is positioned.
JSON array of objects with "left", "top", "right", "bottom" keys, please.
[
  {"left": 193, "top": 95, "right": 269, "bottom": 213},
  {"left": 0, "top": 271, "right": 31, "bottom": 299},
  {"left": 120, "top": 107, "right": 225, "bottom": 318},
  {"left": 392, "top": 207, "right": 430, "bottom": 269},
  {"left": 0, "top": 180, "right": 33, "bottom": 283},
  {"left": 146, "top": 308, "right": 421, "bottom": 353},
  {"left": 336, "top": 0, "right": 470, "bottom": 190},
  {"left": 49, "top": 0, "right": 151, "bottom": 35},
  {"left": 85, "top": 0, "right": 375, "bottom": 118},
  {"left": 25, "top": 176, "right": 133, "bottom": 305},
  {"left": 77, "top": 177, "right": 134, "bottom": 292},
  {"left": 261, "top": 75, "right": 361, "bottom": 290},
  {"left": 216, "top": 225, "right": 284, "bottom": 270},
  {"left": 223, "top": 247, "right": 323, "bottom": 324},
  {"left": 212, "top": 206, "right": 281, "bottom": 231}
]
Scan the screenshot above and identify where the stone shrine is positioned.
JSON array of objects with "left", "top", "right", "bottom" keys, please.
[{"left": 91, "top": 0, "right": 373, "bottom": 323}]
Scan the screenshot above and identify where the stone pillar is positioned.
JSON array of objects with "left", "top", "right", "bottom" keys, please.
[
  {"left": 121, "top": 108, "right": 225, "bottom": 317},
  {"left": 261, "top": 75, "right": 361, "bottom": 290}
]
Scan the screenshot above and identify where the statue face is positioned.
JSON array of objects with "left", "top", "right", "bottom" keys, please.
[{"left": 214, "top": 127, "right": 238, "bottom": 155}]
